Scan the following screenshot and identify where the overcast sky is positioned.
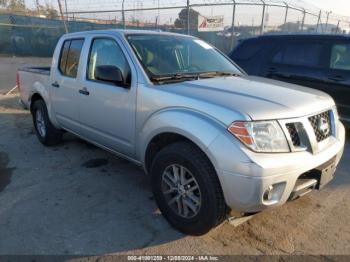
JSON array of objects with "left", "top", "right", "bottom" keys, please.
[
  {"left": 31, "top": 1, "right": 350, "bottom": 17},
  {"left": 24, "top": 0, "right": 350, "bottom": 27},
  {"left": 307, "top": 0, "right": 350, "bottom": 17}
]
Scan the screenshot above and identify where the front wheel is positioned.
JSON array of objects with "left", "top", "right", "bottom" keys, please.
[
  {"left": 151, "top": 142, "right": 228, "bottom": 235},
  {"left": 32, "top": 100, "right": 62, "bottom": 146}
]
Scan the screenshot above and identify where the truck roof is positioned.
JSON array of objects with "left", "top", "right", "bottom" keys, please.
[{"left": 61, "top": 29, "right": 191, "bottom": 38}]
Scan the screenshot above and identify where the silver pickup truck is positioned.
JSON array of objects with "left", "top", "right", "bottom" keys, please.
[{"left": 18, "top": 30, "right": 345, "bottom": 235}]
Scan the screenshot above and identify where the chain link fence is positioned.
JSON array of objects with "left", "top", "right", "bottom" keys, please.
[{"left": 1, "top": 0, "right": 350, "bottom": 57}]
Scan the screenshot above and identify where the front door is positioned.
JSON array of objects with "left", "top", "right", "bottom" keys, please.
[{"left": 78, "top": 37, "right": 136, "bottom": 156}]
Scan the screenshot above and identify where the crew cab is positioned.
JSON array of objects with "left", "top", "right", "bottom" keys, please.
[{"left": 18, "top": 30, "right": 345, "bottom": 235}]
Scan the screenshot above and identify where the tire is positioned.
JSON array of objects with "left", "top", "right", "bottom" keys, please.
[
  {"left": 151, "top": 141, "right": 228, "bottom": 235},
  {"left": 32, "top": 100, "right": 62, "bottom": 146}
]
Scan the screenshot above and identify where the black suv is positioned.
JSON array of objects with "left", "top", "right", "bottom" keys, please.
[{"left": 230, "top": 34, "right": 350, "bottom": 126}]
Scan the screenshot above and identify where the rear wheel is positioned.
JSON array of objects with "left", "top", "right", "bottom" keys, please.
[
  {"left": 32, "top": 100, "right": 62, "bottom": 146},
  {"left": 151, "top": 142, "right": 228, "bottom": 235}
]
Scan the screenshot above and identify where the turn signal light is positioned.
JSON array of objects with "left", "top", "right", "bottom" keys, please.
[{"left": 228, "top": 121, "right": 253, "bottom": 145}]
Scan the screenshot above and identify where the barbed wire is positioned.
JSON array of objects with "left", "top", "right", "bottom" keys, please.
[
  {"left": 25, "top": 0, "right": 348, "bottom": 19},
  {"left": 5, "top": 0, "right": 350, "bottom": 26}
]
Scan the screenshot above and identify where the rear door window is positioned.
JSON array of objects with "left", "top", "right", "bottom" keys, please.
[
  {"left": 58, "top": 39, "right": 84, "bottom": 78},
  {"left": 59, "top": 40, "right": 70, "bottom": 74},
  {"left": 272, "top": 41, "right": 323, "bottom": 67},
  {"left": 330, "top": 44, "right": 350, "bottom": 71}
]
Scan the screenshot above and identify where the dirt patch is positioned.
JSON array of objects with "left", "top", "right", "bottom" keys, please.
[{"left": 0, "top": 152, "right": 14, "bottom": 193}]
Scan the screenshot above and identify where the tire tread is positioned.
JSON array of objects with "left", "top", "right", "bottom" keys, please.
[{"left": 151, "top": 141, "right": 228, "bottom": 235}]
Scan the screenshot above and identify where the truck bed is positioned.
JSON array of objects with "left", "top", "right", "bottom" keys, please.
[
  {"left": 19, "top": 66, "right": 51, "bottom": 75},
  {"left": 18, "top": 66, "right": 51, "bottom": 109}
]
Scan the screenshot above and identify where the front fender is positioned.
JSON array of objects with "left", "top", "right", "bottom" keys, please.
[{"left": 137, "top": 107, "right": 226, "bottom": 166}]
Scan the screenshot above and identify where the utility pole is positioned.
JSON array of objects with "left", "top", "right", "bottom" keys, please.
[
  {"left": 316, "top": 10, "right": 321, "bottom": 33},
  {"left": 336, "top": 20, "right": 340, "bottom": 34},
  {"left": 187, "top": 0, "right": 190, "bottom": 35},
  {"left": 35, "top": 0, "right": 40, "bottom": 14},
  {"left": 325, "top": 11, "right": 332, "bottom": 33},
  {"left": 157, "top": 0, "right": 160, "bottom": 29},
  {"left": 260, "top": 0, "right": 266, "bottom": 35},
  {"left": 122, "top": 0, "right": 126, "bottom": 29},
  {"left": 300, "top": 8, "right": 306, "bottom": 32},
  {"left": 230, "top": 1, "right": 236, "bottom": 51},
  {"left": 283, "top": 1, "right": 289, "bottom": 32},
  {"left": 64, "top": 0, "right": 68, "bottom": 20},
  {"left": 57, "top": 0, "right": 68, "bottom": 33}
]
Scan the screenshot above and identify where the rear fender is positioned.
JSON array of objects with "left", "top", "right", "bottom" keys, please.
[{"left": 29, "top": 82, "right": 60, "bottom": 128}]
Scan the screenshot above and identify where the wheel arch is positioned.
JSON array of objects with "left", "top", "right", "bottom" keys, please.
[
  {"left": 29, "top": 92, "right": 44, "bottom": 114},
  {"left": 140, "top": 109, "right": 224, "bottom": 174},
  {"left": 29, "top": 82, "right": 60, "bottom": 129}
]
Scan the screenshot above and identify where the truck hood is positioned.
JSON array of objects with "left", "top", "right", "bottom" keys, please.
[{"left": 161, "top": 75, "right": 335, "bottom": 121}]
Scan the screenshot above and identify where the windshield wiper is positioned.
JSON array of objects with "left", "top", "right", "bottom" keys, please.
[
  {"left": 150, "top": 73, "right": 199, "bottom": 83},
  {"left": 150, "top": 71, "right": 241, "bottom": 84},
  {"left": 198, "top": 71, "right": 241, "bottom": 78}
]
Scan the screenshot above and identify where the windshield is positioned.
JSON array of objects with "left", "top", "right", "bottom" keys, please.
[{"left": 126, "top": 34, "right": 242, "bottom": 82}]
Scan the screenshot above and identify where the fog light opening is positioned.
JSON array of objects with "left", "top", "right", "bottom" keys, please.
[{"left": 263, "top": 185, "right": 274, "bottom": 201}]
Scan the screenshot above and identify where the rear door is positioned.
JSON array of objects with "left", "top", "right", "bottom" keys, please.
[
  {"left": 324, "top": 41, "right": 350, "bottom": 123},
  {"left": 50, "top": 38, "right": 85, "bottom": 131},
  {"left": 263, "top": 39, "right": 327, "bottom": 89}
]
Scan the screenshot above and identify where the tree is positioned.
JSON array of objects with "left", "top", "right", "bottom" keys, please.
[
  {"left": 7, "top": 0, "right": 25, "bottom": 12},
  {"left": 37, "top": 3, "right": 58, "bottom": 18},
  {"left": 44, "top": 5, "right": 58, "bottom": 19},
  {"left": 174, "top": 8, "right": 199, "bottom": 29},
  {"left": 0, "top": 0, "right": 9, "bottom": 8},
  {"left": 0, "top": 0, "right": 58, "bottom": 19}
]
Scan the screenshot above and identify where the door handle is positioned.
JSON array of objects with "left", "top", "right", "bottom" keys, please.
[
  {"left": 328, "top": 75, "right": 345, "bottom": 82},
  {"left": 51, "top": 82, "right": 60, "bottom": 88},
  {"left": 79, "top": 87, "right": 90, "bottom": 96}
]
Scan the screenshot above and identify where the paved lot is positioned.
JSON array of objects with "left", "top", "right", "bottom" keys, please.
[{"left": 0, "top": 57, "right": 349, "bottom": 256}]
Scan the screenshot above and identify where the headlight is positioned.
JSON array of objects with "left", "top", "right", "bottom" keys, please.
[{"left": 228, "top": 121, "right": 290, "bottom": 153}]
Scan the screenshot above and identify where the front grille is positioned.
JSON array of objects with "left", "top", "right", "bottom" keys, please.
[
  {"left": 308, "top": 110, "right": 332, "bottom": 142},
  {"left": 286, "top": 123, "right": 301, "bottom": 146}
]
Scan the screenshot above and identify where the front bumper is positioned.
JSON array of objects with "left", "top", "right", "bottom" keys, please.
[{"left": 207, "top": 121, "right": 346, "bottom": 213}]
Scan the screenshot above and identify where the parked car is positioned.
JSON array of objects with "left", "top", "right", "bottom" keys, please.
[
  {"left": 18, "top": 30, "right": 345, "bottom": 235},
  {"left": 230, "top": 34, "right": 350, "bottom": 127}
]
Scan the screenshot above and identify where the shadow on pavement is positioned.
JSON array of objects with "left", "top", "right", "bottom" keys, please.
[{"left": 0, "top": 98, "right": 184, "bottom": 255}]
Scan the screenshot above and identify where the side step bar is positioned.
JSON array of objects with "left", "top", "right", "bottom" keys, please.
[{"left": 289, "top": 178, "right": 318, "bottom": 201}]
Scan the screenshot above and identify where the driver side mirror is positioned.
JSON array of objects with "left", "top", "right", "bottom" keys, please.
[{"left": 95, "top": 65, "right": 127, "bottom": 87}]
